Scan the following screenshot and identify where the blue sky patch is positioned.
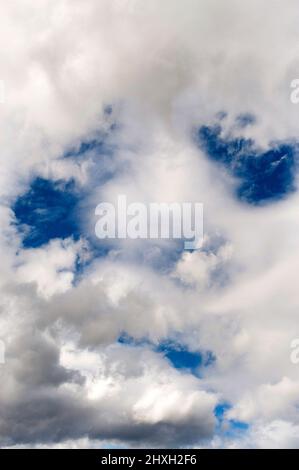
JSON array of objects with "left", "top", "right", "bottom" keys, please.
[
  {"left": 196, "top": 122, "right": 297, "bottom": 205},
  {"left": 214, "top": 402, "right": 231, "bottom": 420},
  {"left": 118, "top": 334, "right": 215, "bottom": 374},
  {"left": 214, "top": 402, "right": 249, "bottom": 437},
  {"left": 157, "top": 341, "right": 203, "bottom": 371},
  {"left": 13, "top": 177, "right": 80, "bottom": 248}
]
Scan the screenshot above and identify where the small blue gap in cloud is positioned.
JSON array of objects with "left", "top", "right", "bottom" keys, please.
[
  {"left": 157, "top": 341, "right": 202, "bottom": 371},
  {"left": 229, "top": 420, "right": 249, "bottom": 431},
  {"left": 214, "top": 402, "right": 231, "bottom": 421},
  {"left": 63, "top": 106, "right": 117, "bottom": 160},
  {"left": 62, "top": 116, "right": 122, "bottom": 196},
  {"left": 118, "top": 334, "right": 215, "bottom": 375},
  {"left": 117, "top": 333, "right": 148, "bottom": 347},
  {"left": 63, "top": 136, "right": 109, "bottom": 159},
  {"left": 13, "top": 111, "right": 119, "bottom": 263},
  {"left": 214, "top": 402, "right": 249, "bottom": 436},
  {"left": 196, "top": 116, "right": 297, "bottom": 205},
  {"left": 13, "top": 175, "right": 110, "bottom": 270},
  {"left": 13, "top": 177, "right": 80, "bottom": 248},
  {"left": 12, "top": 109, "right": 118, "bottom": 252}
]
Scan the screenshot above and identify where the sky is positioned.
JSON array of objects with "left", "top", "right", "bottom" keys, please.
[{"left": 1, "top": 0, "right": 299, "bottom": 449}]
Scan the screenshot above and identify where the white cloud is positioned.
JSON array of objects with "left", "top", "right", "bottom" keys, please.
[{"left": 0, "top": 0, "right": 299, "bottom": 448}]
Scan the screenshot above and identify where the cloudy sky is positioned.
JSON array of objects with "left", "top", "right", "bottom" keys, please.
[{"left": 1, "top": 0, "right": 299, "bottom": 449}]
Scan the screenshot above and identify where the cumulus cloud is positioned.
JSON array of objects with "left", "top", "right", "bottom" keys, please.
[{"left": 0, "top": 0, "right": 299, "bottom": 449}]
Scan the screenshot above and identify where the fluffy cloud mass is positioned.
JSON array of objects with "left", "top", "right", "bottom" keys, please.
[{"left": 0, "top": 0, "right": 299, "bottom": 448}]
